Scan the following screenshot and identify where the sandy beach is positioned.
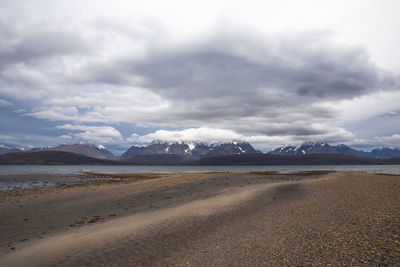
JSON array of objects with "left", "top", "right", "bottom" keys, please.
[{"left": 0, "top": 171, "right": 399, "bottom": 266}]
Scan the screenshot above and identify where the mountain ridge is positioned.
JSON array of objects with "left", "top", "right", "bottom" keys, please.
[
  {"left": 0, "top": 142, "right": 116, "bottom": 160},
  {"left": 1, "top": 140, "right": 400, "bottom": 164},
  {"left": 2, "top": 146, "right": 400, "bottom": 166},
  {"left": 44, "top": 143, "right": 116, "bottom": 160},
  {"left": 269, "top": 141, "right": 398, "bottom": 159},
  {"left": 121, "top": 140, "right": 260, "bottom": 161}
]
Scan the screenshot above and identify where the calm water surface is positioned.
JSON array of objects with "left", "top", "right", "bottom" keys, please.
[{"left": 1, "top": 164, "right": 400, "bottom": 175}]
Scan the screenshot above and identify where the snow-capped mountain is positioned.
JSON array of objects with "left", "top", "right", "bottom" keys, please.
[
  {"left": 270, "top": 141, "right": 335, "bottom": 155},
  {"left": 121, "top": 140, "right": 260, "bottom": 160},
  {"left": 269, "top": 141, "right": 369, "bottom": 157},
  {"left": 45, "top": 143, "right": 116, "bottom": 160},
  {"left": 145, "top": 140, "right": 210, "bottom": 158},
  {"left": 3, "top": 139, "right": 400, "bottom": 162}
]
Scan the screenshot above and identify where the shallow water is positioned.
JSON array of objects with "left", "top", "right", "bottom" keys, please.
[
  {"left": 1, "top": 164, "right": 400, "bottom": 175},
  {"left": 0, "top": 181, "right": 57, "bottom": 191}
]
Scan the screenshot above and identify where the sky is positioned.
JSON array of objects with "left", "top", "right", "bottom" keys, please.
[{"left": 0, "top": 0, "right": 400, "bottom": 154}]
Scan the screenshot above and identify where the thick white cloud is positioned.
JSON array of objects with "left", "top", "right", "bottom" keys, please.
[
  {"left": 374, "top": 134, "right": 400, "bottom": 148},
  {"left": 56, "top": 124, "right": 123, "bottom": 144},
  {"left": 130, "top": 128, "right": 244, "bottom": 143},
  {"left": 28, "top": 88, "right": 170, "bottom": 123},
  {"left": 336, "top": 91, "right": 400, "bottom": 124}
]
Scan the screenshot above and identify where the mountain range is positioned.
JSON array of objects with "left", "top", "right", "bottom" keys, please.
[
  {"left": 269, "top": 141, "right": 400, "bottom": 159},
  {"left": 121, "top": 140, "right": 260, "bottom": 161},
  {"left": 1, "top": 140, "right": 400, "bottom": 165}
]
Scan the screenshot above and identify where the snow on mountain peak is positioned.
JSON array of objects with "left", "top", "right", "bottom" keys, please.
[
  {"left": 300, "top": 141, "right": 328, "bottom": 147},
  {"left": 210, "top": 139, "right": 247, "bottom": 147},
  {"left": 187, "top": 142, "right": 195, "bottom": 151},
  {"left": 175, "top": 140, "right": 203, "bottom": 148},
  {"left": 97, "top": 144, "right": 106, "bottom": 150},
  {"left": 19, "top": 145, "right": 35, "bottom": 151}
]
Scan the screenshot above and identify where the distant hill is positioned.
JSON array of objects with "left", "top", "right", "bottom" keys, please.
[
  {"left": 193, "top": 153, "right": 400, "bottom": 166},
  {"left": 2, "top": 149, "right": 400, "bottom": 166},
  {"left": 0, "top": 145, "right": 21, "bottom": 155},
  {"left": 120, "top": 145, "right": 146, "bottom": 159},
  {"left": 0, "top": 151, "right": 123, "bottom": 165},
  {"left": 44, "top": 143, "right": 116, "bottom": 160},
  {"left": 370, "top": 147, "right": 400, "bottom": 159},
  {"left": 0, "top": 142, "right": 117, "bottom": 160}
]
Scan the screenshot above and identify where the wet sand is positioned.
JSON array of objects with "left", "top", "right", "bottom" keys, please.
[{"left": 0, "top": 171, "right": 399, "bottom": 266}]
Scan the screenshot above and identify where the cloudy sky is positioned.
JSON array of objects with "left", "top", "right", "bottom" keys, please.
[{"left": 1, "top": 0, "right": 400, "bottom": 154}]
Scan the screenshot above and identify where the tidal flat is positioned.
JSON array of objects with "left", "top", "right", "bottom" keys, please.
[{"left": 0, "top": 171, "right": 399, "bottom": 266}]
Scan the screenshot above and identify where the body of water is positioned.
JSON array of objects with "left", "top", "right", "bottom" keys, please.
[{"left": 1, "top": 164, "right": 400, "bottom": 175}]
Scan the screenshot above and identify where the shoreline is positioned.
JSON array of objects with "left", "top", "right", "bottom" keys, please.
[
  {"left": 0, "top": 171, "right": 399, "bottom": 266},
  {"left": 0, "top": 170, "right": 330, "bottom": 195}
]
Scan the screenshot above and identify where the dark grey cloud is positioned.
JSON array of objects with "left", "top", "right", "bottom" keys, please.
[
  {"left": 0, "top": 20, "right": 89, "bottom": 69},
  {"left": 0, "top": 18, "right": 91, "bottom": 98},
  {"left": 81, "top": 31, "right": 394, "bottom": 101}
]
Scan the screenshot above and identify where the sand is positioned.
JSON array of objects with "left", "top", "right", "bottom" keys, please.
[{"left": 0, "top": 171, "right": 399, "bottom": 266}]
